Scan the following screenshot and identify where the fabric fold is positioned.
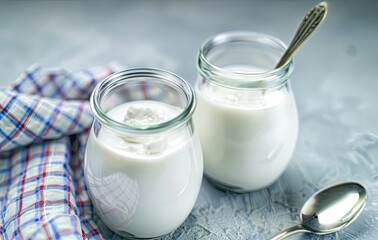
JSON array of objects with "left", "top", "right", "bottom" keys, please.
[{"left": 0, "top": 63, "right": 126, "bottom": 240}]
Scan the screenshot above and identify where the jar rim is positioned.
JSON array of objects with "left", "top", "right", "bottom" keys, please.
[
  {"left": 197, "top": 31, "right": 294, "bottom": 88},
  {"left": 90, "top": 68, "right": 196, "bottom": 133}
]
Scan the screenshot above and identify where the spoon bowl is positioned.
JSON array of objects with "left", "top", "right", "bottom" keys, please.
[
  {"left": 301, "top": 182, "right": 367, "bottom": 234},
  {"left": 269, "top": 182, "right": 367, "bottom": 240}
]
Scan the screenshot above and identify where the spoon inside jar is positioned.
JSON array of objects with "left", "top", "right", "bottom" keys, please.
[
  {"left": 275, "top": 1, "right": 328, "bottom": 69},
  {"left": 268, "top": 182, "right": 367, "bottom": 240}
]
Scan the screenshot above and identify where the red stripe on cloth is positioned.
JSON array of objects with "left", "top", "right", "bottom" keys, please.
[
  {"left": 40, "top": 183, "right": 72, "bottom": 190},
  {"left": 58, "top": 229, "right": 74, "bottom": 235},
  {"left": 39, "top": 144, "right": 53, "bottom": 239},
  {"left": 15, "top": 147, "right": 30, "bottom": 240},
  {"left": 75, "top": 200, "right": 93, "bottom": 207}
]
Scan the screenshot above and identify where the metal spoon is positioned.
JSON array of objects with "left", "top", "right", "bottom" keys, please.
[
  {"left": 269, "top": 182, "right": 367, "bottom": 240},
  {"left": 275, "top": 1, "right": 328, "bottom": 69}
]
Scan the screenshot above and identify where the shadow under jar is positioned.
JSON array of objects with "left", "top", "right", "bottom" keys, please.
[
  {"left": 85, "top": 68, "right": 203, "bottom": 238},
  {"left": 195, "top": 32, "right": 298, "bottom": 193}
]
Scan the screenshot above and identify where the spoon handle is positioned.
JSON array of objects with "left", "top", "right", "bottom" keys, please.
[
  {"left": 275, "top": 1, "right": 328, "bottom": 68},
  {"left": 268, "top": 224, "right": 309, "bottom": 240}
]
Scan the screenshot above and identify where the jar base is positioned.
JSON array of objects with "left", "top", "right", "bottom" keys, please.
[
  {"left": 205, "top": 174, "right": 273, "bottom": 193},
  {"left": 111, "top": 228, "right": 173, "bottom": 240}
]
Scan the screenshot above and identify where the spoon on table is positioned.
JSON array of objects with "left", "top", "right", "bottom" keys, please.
[
  {"left": 268, "top": 182, "right": 367, "bottom": 240},
  {"left": 275, "top": 1, "right": 328, "bottom": 69}
]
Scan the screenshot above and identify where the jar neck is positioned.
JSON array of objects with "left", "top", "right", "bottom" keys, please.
[
  {"left": 90, "top": 68, "right": 196, "bottom": 134},
  {"left": 94, "top": 117, "right": 195, "bottom": 139},
  {"left": 91, "top": 118, "right": 195, "bottom": 156},
  {"left": 197, "top": 76, "right": 291, "bottom": 109},
  {"left": 197, "top": 31, "right": 294, "bottom": 89}
]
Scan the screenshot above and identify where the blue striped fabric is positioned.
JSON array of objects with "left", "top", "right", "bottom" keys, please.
[{"left": 0, "top": 63, "right": 126, "bottom": 239}]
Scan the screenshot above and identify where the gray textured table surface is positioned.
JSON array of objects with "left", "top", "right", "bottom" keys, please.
[{"left": 1, "top": 0, "right": 378, "bottom": 239}]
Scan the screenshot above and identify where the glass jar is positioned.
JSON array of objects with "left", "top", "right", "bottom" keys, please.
[
  {"left": 195, "top": 32, "right": 298, "bottom": 193},
  {"left": 85, "top": 68, "right": 203, "bottom": 238}
]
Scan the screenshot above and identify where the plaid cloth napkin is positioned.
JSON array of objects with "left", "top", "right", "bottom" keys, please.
[{"left": 0, "top": 63, "right": 126, "bottom": 239}]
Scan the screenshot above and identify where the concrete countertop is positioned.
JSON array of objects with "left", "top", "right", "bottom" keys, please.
[{"left": 1, "top": 1, "right": 378, "bottom": 239}]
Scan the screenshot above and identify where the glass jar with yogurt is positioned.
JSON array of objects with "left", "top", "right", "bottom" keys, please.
[
  {"left": 85, "top": 68, "right": 203, "bottom": 238},
  {"left": 195, "top": 32, "right": 298, "bottom": 193}
]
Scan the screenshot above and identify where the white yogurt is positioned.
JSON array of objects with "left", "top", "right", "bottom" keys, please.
[
  {"left": 85, "top": 100, "right": 203, "bottom": 238},
  {"left": 195, "top": 31, "right": 298, "bottom": 192},
  {"left": 194, "top": 78, "right": 298, "bottom": 191}
]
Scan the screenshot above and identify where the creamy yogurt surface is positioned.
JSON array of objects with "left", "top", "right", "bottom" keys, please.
[{"left": 105, "top": 101, "right": 182, "bottom": 156}]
